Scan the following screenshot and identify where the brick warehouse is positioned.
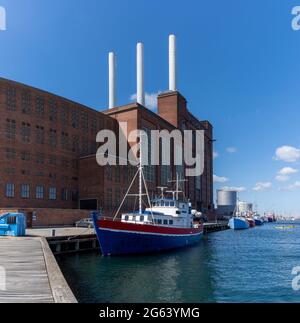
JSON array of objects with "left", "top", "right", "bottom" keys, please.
[{"left": 0, "top": 37, "right": 214, "bottom": 227}]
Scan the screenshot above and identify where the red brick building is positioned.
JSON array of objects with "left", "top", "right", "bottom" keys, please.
[{"left": 0, "top": 77, "right": 213, "bottom": 226}]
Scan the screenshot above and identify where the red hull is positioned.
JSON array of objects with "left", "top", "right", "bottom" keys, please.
[{"left": 97, "top": 219, "right": 203, "bottom": 235}]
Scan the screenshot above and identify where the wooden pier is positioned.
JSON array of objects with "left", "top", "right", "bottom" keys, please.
[
  {"left": 0, "top": 236, "right": 77, "bottom": 303},
  {"left": 47, "top": 234, "right": 99, "bottom": 255},
  {"left": 203, "top": 222, "right": 229, "bottom": 234}
]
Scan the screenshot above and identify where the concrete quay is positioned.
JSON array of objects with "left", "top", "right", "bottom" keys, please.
[{"left": 0, "top": 236, "right": 77, "bottom": 303}]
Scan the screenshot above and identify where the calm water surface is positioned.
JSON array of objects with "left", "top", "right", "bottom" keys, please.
[{"left": 56, "top": 222, "right": 300, "bottom": 303}]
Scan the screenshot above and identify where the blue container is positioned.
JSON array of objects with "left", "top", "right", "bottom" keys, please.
[{"left": 0, "top": 213, "right": 26, "bottom": 237}]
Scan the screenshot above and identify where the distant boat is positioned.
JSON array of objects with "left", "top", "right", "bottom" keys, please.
[
  {"left": 254, "top": 216, "right": 264, "bottom": 226},
  {"left": 246, "top": 218, "right": 256, "bottom": 228},
  {"left": 229, "top": 217, "right": 250, "bottom": 230}
]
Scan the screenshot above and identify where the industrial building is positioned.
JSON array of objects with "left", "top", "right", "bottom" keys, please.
[{"left": 0, "top": 35, "right": 214, "bottom": 227}]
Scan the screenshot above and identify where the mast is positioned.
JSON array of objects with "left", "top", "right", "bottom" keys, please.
[{"left": 139, "top": 130, "right": 143, "bottom": 214}]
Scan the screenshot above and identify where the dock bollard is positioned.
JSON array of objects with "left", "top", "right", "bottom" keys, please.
[{"left": 51, "top": 229, "right": 56, "bottom": 237}]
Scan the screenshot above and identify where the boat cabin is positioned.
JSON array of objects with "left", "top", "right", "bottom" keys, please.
[{"left": 121, "top": 198, "right": 193, "bottom": 228}]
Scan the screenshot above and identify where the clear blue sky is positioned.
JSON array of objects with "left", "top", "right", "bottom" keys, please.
[{"left": 1, "top": 0, "right": 300, "bottom": 216}]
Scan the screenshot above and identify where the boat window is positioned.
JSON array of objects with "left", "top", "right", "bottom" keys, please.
[
  {"left": 124, "top": 215, "right": 129, "bottom": 221},
  {"left": 157, "top": 219, "right": 162, "bottom": 225},
  {"left": 140, "top": 216, "right": 144, "bottom": 222},
  {"left": 169, "top": 220, "right": 173, "bottom": 225},
  {"left": 165, "top": 201, "right": 170, "bottom": 207},
  {"left": 163, "top": 220, "right": 168, "bottom": 225},
  {"left": 170, "top": 201, "right": 175, "bottom": 207}
]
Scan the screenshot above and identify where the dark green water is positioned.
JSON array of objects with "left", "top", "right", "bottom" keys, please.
[{"left": 56, "top": 223, "right": 300, "bottom": 303}]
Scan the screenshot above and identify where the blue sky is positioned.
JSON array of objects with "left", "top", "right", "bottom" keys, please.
[{"left": 1, "top": 0, "right": 300, "bottom": 216}]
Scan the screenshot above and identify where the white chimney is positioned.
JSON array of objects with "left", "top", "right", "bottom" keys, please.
[
  {"left": 109, "top": 52, "right": 116, "bottom": 109},
  {"left": 137, "top": 42, "right": 145, "bottom": 106},
  {"left": 169, "top": 34, "right": 177, "bottom": 91}
]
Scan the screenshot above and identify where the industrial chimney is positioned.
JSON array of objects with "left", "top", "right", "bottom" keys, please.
[
  {"left": 169, "top": 34, "right": 177, "bottom": 91},
  {"left": 136, "top": 42, "right": 145, "bottom": 106},
  {"left": 108, "top": 52, "right": 116, "bottom": 109}
]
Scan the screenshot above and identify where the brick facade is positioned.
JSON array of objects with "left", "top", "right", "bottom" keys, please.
[{"left": 0, "top": 78, "right": 213, "bottom": 225}]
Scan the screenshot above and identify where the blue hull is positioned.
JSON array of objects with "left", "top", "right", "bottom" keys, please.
[
  {"left": 229, "top": 217, "right": 249, "bottom": 230},
  {"left": 94, "top": 226, "right": 202, "bottom": 256}
]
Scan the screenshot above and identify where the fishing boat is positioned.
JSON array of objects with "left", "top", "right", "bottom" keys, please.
[
  {"left": 229, "top": 217, "right": 250, "bottom": 230},
  {"left": 246, "top": 217, "right": 256, "bottom": 228},
  {"left": 92, "top": 148, "right": 203, "bottom": 256},
  {"left": 254, "top": 216, "right": 264, "bottom": 226}
]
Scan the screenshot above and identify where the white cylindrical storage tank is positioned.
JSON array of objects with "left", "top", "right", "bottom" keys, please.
[
  {"left": 217, "top": 190, "right": 237, "bottom": 206},
  {"left": 216, "top": 190, "right": 237, "bottom": 217}
]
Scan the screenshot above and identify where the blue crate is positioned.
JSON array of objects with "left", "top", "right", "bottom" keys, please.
[{"left": 0, "top": 213, "right": 26, "bottom": 237}]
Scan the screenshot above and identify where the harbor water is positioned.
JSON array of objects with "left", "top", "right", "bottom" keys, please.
[{"left": 56, "top": 222, "right": 300, "bottom": 303}]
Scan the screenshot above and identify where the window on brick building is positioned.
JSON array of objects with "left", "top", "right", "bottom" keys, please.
[
  {"left": 5, "top": 119, "right": 16, "bottom": 140},
  {"left": 36, "top": 186, "right": 44, "bottom": 199},
  {"left": 105, "top": 165, "right": 113, "bottom": 181},
  {"left": 21, "top": 151, "right": 30, "bottom": 161},
  {"left": 49, "top": 187, "right": 57, "bottom": 200},
  {"left": 91, "top": 116, "right": 97, "bottom": 134},
  {"left": 61, "top": 188, "right": 68, "bottom": 201},
  {"left": 21, "top": 184, "right": 30, "bottom": 199},
  {"left": 21, "top": 90, "right": 31, "bottom": 115},
  {"left": 72, "top": 135, "right": 79, "bottom": 153},
  {"left": 71, "top": 109, "right": 79, "bottom": 129},
  {"left": 161, "top": 165, "right": 171, "bottom": 186},
  {"left": 49, "top": 154, "right": 57, "bottom": 165},
  {"left": 72, "top": 159, "right": 78, "bottom": 169},
  {"left": 142, "top": 128, "right": 155, "bottom": 182},
  {"left": 115, "top": 166, "right": 121, "bottom": 183},
  {"left": 61, "top": 104, "right": 69, "bottom": 126},
  {"left": 6, "top": 148, "right": 16, "bottom": 159},
  {"left": 61, "top": 157, "right": 69, "bottom": 168},
  {"left": 4, "top": 168, "right": 15, "bottom": 175},
  {"left": 5, "top": 87, "right": 17, "bottom": 111},
  {"left": 35, "top": 96, "right": 45, "bottom": 118},
  {"left": 105, "top": 188, "right": 113, "bottom": 211},
  {"left": 21, "top": 169, "right": 30, "bottom": 176},
  {"left": 61, "top": 131, "right": 69, "bottom": 150},
  {"left": 6, "top": 183, "right": 15, "bottom": 198},
  {"left": 115, "top": 188, "right": 121, "bottom": 208},
  {"left": 196, "top": 176, "right": 201, "bottom": 190},
  {"left": 80, "top": 138, "right": 89, "bottom": 156},
  {"left": 72, "top": 189, "right": 78, "bottom": 202},
  {"left": 21, "top": 122, "right": 31, "bottom": 143},
  {"left": 90, "top": 141, "right": 97, "bottom": 155},
  {"left": 49, "top": 100, "right": 57, "bottom": 122},
  {"left": 81, "top": 111, "right": 88, "bottom": 131},
  {"left": 36, "top": 153, "right": 44, "bottom": 164},
  {"left": 35, "top": 125, "right": 45, "bottom": 144},
  {"left": 49, "top": 129, "right": 57, "bottom": 147}
]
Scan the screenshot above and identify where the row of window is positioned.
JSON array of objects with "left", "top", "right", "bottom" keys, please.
[
  {"left": 5, "top": 148, "right": 78, "bottom": 168},
  {"left": 5, "top": 119, "right": 97, "bottom": 154},
  {"left": 3, "top": 86, "right": 113, "bottom": 131},
  {"left": 5, "top": 183, "right": 71, "bottom": 201}
]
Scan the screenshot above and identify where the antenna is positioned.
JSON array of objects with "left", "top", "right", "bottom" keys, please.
[
  {"left": 168, "top": 172, "right": 187, "bottom": 200},
  {"left": 157, "top": 187, "right": 168, "bottom": 199}
]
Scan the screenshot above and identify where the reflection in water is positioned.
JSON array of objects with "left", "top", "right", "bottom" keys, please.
[{"left": 57, "top": 223, "right": 300, "bottom": 303}]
